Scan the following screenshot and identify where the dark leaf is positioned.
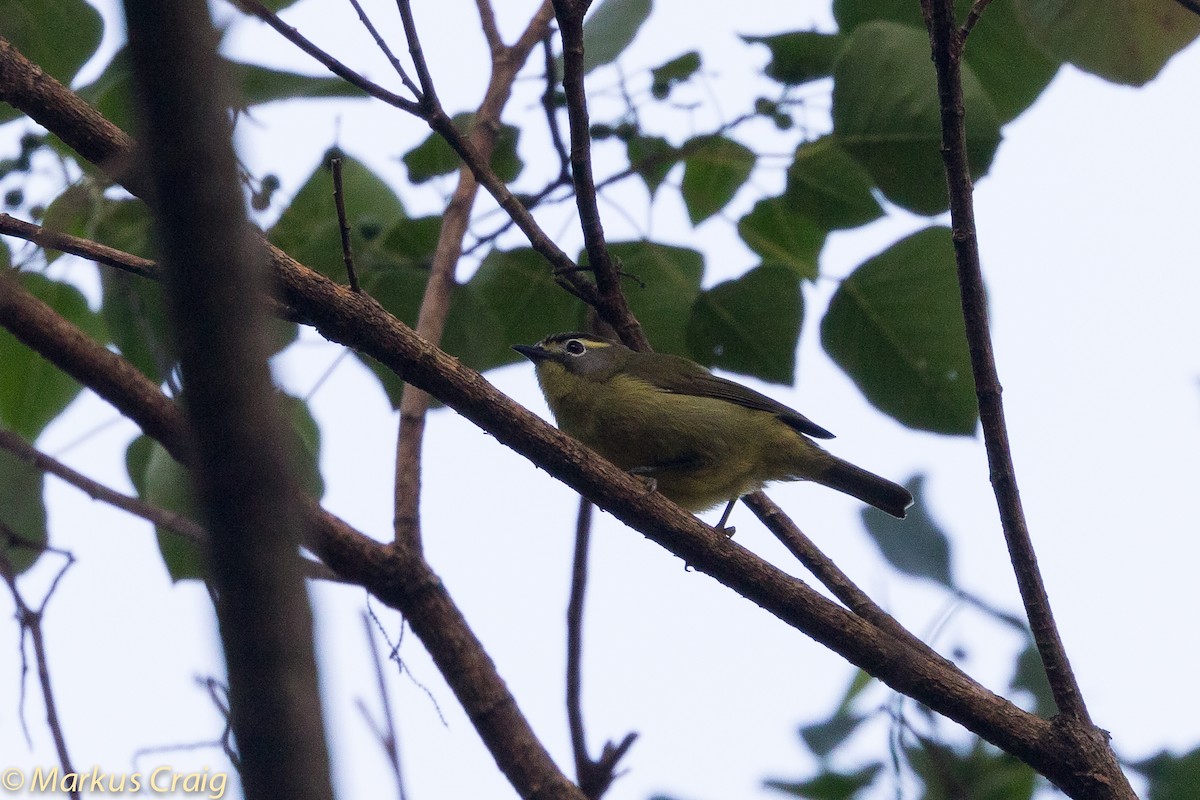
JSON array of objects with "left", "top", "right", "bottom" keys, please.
[
  {"left": 0, "top": 274, "right": 107, "bottom": 441},
  {"left": 626, "top": 134, "right": 678, "bottom": 196},
  {"left": 784, "top": 136, "right": 882, "bottom": 231},
  {"left": 599, "top": 241, "right": 704, "bottom": 356},
  {"left": 680, "top": 135, "right": 756, "bottom": 224},
  {"left": 861, "top": 474, "right": 954, "bottom": 587},
  {"left": 736, "top": 196, "right": 823, "bottom": 279},
  {"left": 821, "top": 227, "right": 978, "bottom": 434},
  {"left": 1011, "top": 640, "right": 1057, "bottom": 718},
  {"left": 0, "top": 0, "right": 103, "bottom": 125},
  {"left": 1015, "top": 0, "right": 1199, "bottom": 87},
  {"left": 1133, "top": 746, "right": 1200, "bottom": 800},
  {"left": 402, "top": 113, "right": 522, "bottom": 184},
  {"left": 577, "top": 0, "right": 653, "bottom": 75},
  {"left": 831, "top": 21, "right": 1000, "bottom": 215},
  {"left": 687, "top": 265, "right": 801, "bottom": 384},
  {"left": 0, "top": 445, "right": 48, "bottom": 576},
  {"left": 744, "top": 31, "right": 847, "bottom": 86},
  {"left": 650, "top": 51, "right": 701, "bottom": 98},
  {"left": 766, "top": 764, "right": 882, "bottom": 799}
]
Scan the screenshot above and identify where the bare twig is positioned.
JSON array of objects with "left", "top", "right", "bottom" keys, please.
[
  {"left": 122, "top": 3, "right": 334, "bottom": 799},
  {"left": 232, "top": 0, "right": 419, "bottom": 112},
  {"left": 359, "top": 613, "right": 408, "bottom": 800},
  {"left": 391, "top": 0, "right": 554, "bottom": 550},
  {"left": 566, "top": 498, "right": 638, "bottom": 799},
  {"left": 342, "top": 0, "right": 421, "bottom": 97},
  {"left": 0, "top": 212, "right": 158, "bottom": 278},
  {"left": 540, "top": 30, "right": 572, "bottom": 184},
  {"left": 0, "top": 539, "right": 79, "bottom": 799},
  {"left": 550, "top": 0, "right": 649, "bottom": 351},
  {"left": 921, "top": 0, "right": 1090, "bottom": 724},
  {"left": 330, "top": 157, "right": 361, "bottom": 292},
  {"left": 960, "top": 0, "right": 994, "bottom": 38}
]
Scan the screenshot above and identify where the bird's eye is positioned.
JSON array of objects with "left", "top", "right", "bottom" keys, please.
[{"left": 565, "top": 339, "right": 587, "bottom": 356}]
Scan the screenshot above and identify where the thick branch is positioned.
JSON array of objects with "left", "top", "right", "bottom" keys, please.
[
  {"left": 121, "top": 3, "right": 333, "bottom": 799},
  {"left": 0, "top": 32, "right": 1135, "bottom": 798}
]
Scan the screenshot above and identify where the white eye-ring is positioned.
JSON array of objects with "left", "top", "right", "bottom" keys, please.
[{"left": 565, "top": 339, "right": 587, "bottom": 356}]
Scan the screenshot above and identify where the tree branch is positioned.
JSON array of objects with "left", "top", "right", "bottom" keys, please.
[
  {"left": 121, "top": 2, "right": 334, "bottom": 799},
  {"left": 550, "top": 0, "right": 649, "bottom": 351},
  {"left": 0, "top": 33, "right": 1136, "bottom": 797}
]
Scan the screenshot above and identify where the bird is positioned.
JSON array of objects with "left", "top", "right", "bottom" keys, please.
[{"left": 513, "top": 332, "right": 912, "bottom": 530}]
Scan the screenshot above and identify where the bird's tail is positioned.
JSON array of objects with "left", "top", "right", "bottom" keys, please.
[{"left": 816, "top": 456, "right": 912, "bottom": 518}]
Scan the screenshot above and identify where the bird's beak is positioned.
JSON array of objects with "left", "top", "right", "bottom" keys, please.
[{"left": 512, "top": 343, "right": 551, "bottom": 362}]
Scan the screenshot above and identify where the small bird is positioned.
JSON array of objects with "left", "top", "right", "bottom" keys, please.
[{"left": 513, "top": 332, "right": 912, "bottom": 529}]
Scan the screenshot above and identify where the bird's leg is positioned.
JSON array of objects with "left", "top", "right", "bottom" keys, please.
[
  {"left": 713, "top": 498, "right": 738, "bottom": 537},
  {"left": 628, "top": 466, "right": 659, "bottom": 497}
]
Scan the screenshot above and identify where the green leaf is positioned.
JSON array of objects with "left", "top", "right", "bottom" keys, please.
[
  {"left": 861, "top": 474, "right": 954, "bottom": 587},
  {"left": 766, "top": 764, "right": 882, "bottom": 799},
  {"left": 680, "top": 136, "right": 756, "bottom": 224},
  {"left": 402, "top": 113, "right": 522, "bottom": 184},
  {"left": 40, "top": 183, "right": 103, "bottom": 264},
  {"left": 831, "top": 21, "right": 1001, "bottom": 215},
  {"left": 269, "top": 151, "right": 406, "bottom": 282},
  {"left": 234, "top": 61, "right": 371, "bottom": 106},
  {"left": 75, "top": 48, "right": 370, "bottom": 133},
  {"left": 686, "top": 265, "right": 801, "bottom": 384},
  {"left": 650, "top": 51, "right": 701, "bottom": 98},
  {"left": 451, "top": 248, "right": 585, "bottom": 368},
  {"left": 0, "top": 445, "right": 48, "bottom": 576},
  {"left": 626, "top": 134, "right": 678, "bottom": 196},
  {"left": 821, "top": 227, "right": 978, "bottom": 434},
  {"left": 1010, "top": 640, "right": 1057, "bottom": 718},
  {"left": 102, "top": 270, "right": 175, "bottom": 385},
  {"left": 744, "top": 31, "right": 847, "bottom": 86},
  {"left": 833, "top": 0, "right": 1060, "bottom": 122},
  {"left": 907, "top": 738, "right": 1036, "bottom": 800},
  {"left": 799, "top": 713, "right": 868, "bottom": 760},
  {"left": 1015, "top": 0, "right": 1200, "bottom": 87},
  {"left": 131, "top": 393, "right": 324, "bottom": 582},
  {"left": 599, "top": 241, "right": 704, "bottom": 356},
  {"left": 736, "top": 196, "right": 824, "bottom": 279},
  {"left": 784, "top": 136, "right": 883, "bottom": 231},
  {"left": 1133, "top": 747, "right": 1200, "bottom": 800},
  {"left": 0, "top": 0, "right": 104, "bottom": 125},
  {"left": 0, "top": 274, "right": 107, "bottom": 440},
  {"left": 578, "top": 0, "right": 653, "bottom": 75}
]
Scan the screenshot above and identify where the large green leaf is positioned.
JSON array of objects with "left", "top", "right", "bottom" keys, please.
[
  {"left": 861, "top": 474, "right": 953, "bottom": 587},
  {"left": 0, "top": 274, "right": 107, "bottom": 440},
  {"left": 1016, "top": 0, "right": 1200, "bottom": 87},
  {"left": 0, "top": 445, "right": 48, "bottom": 576},
  {"left": 649, "top": 51, "right": 701, "bottom": 98},
  {"left": 833, "top": 0, "right": 1059, "bottom": 122},
  {"left": 686, "top": 265, "right": 801, "bottom": 384},
  {"left": 578, "top": 0, "right": 653, "bottom": 75},
  {"left": 743, "top": 31, "right": 847, "bottom": 86},
  {"left": 784, "top": 136, "right": 883, "bottom": 232},
  {"left": 402, "top": 113, "right": 523, "bottom": 184},
  {"left": 831, "top": 21, "right": 1001, "bottom": 215},
  {"left": 680, "top": 136, "right": 756, "bottom": 224},
  {"left": 821, "top": 227, "right": 977, "bottom": 434},
  {"left": 736, "top": 196, "right": 823, "bottom": 279},
  {"left": 269, "top": 152, "right": 407, "bottom": 282},
  {"left": 598, "top": 241, "right": 704, "bottom": 356},
  {"left": 0, "top": 0, "right": 103, "bottom": 125},
  {"left": 76, "top": 48, "right": 369, "bottom": 134}
]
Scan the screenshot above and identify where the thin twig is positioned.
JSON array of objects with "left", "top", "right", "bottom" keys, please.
[
  {"left": 550, "top": 0, "right": 649, "bottom": 351},
  {"left": 232, "top": 0, "right": 420, "bottom": 113},
  {"left": 0, "top": 540, "right": 79, "bottom": 799},
  {"left": 342, "top": 0, "right": 421, "bottom": 98},
  {"left": 566, "top": 498, "right": 638, "bottom": 799},
  {"left": 360, "top": 613, "right": 408, "bottom": 800},
  {"left": 922, "top": 0, "right": 1091, "bottom": 726},
  {"left": 330, "top": 157, "right": 361, "bottom": 292},
  {"left": 540, "top": 30, "right": 572, "bottom": 184},
  {"left": 960, "top": 0, "right": 994, "bottom": 38},
  {"left": 394, "top": 0, "right": 438, "bottom": 107},
  {"left": 0, "top": 212, "right": 158, "bottom": 278}
]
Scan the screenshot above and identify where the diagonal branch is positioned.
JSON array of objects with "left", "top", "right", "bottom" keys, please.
[{"left": 550, "top": 0, "right": 649, "bottom": 351}]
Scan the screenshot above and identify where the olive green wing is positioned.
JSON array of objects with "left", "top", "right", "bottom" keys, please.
[{"left": 625, "top": 352, "right": 835, "bottom": 439}]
